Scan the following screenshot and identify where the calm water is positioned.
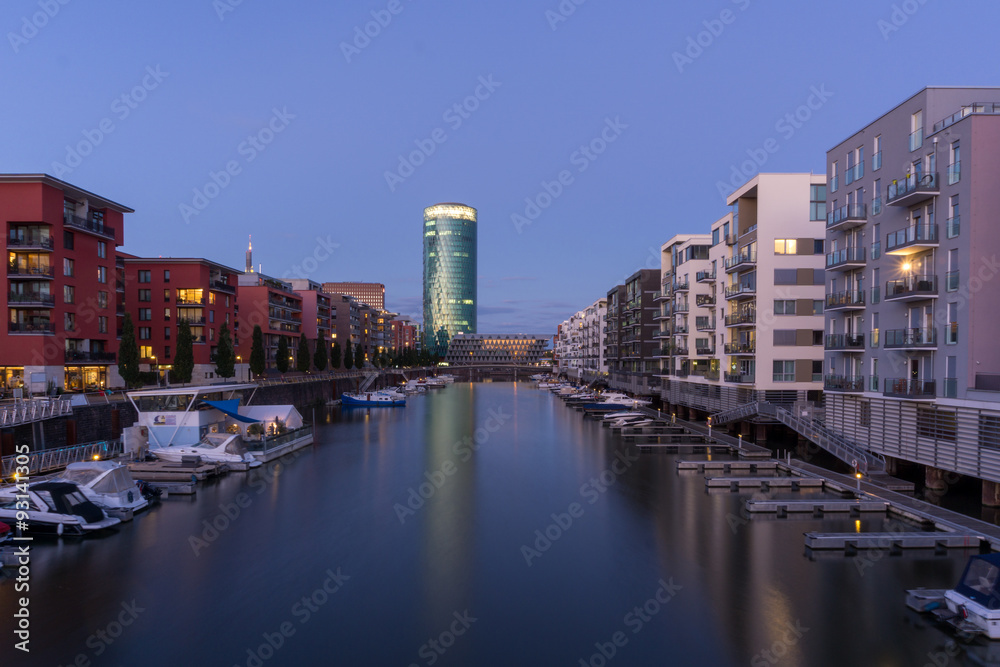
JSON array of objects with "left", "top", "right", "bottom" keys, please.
[{"left": 1, "top": 383, "right": 993, "bottom": 666}]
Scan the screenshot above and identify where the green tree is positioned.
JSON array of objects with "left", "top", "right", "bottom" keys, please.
[
  {"left": 118, "top": 312, "right": 140, "bottom": 388},
  {"left": 250, "top": 325, "right": 266, "bottom": 379},
  {"left": 314, "top": 333, "right": 328, "bottom": 372},
  {"left": 354, "top": 343, "right": 365, "bottom": 370},
  {"left": 215, "top": 322, "right": 235, "bottom": 379},
  {"left": 297, "top": 336, "right": 311, "bottom": 373},
  {"left": 276, "top": 336, "right": 290, "bottom": 373},
  {"left": 171, "top": 319, "right": 194, "bottom": 384},
  {"left": 343, "top": 341, "right": 353, "bottom": 369},
  {"left": 331, "top": 341, "right": 342, "bottom": 369}
]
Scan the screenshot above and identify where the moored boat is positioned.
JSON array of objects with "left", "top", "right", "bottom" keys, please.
[
  {"left": 0, "top": 481, "right": 120, "bottom": 536},
  {"left": 55, "top": 461, "right": 150, "bottom": 516},
  {"left": 341, "top": 392, "right": 406, "bottom": 407}
]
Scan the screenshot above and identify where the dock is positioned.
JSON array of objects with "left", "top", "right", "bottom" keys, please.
[
  {"left": 127, "top": 460, "right": 227, "bottom": 482},
  {"left": 706, "top": 476, "right": 825, "bottom": 491},
  {"left": 804, "top": 531, "right": 987, "bottom": 551},
  {"left": 677, "top": 460, "right": 778, "bottom": 473},
  {"left": 745, "top": 498, "right": 889, "bottom": 515}
]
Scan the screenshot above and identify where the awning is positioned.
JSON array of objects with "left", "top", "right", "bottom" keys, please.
[{"left": 201, "top": 399, "right": 260, "bottom": 423}]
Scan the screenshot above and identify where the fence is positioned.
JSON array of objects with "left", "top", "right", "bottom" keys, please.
[{"left": 2, "top": 439, "right": 123, "bottom": 479}]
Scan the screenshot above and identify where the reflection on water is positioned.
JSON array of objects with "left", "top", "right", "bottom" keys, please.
[{"left": 0, "top": 383, "right": 989, "bottom": 666}]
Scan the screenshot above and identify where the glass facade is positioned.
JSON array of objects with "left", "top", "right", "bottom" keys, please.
[{"left": 423, "top": 203, "right": 477, "bottom": 355}]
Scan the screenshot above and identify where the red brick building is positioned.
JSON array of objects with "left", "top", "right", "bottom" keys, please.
[
  {"left": 321, "top": 282, "right": 385, "bottom": 310},
  {"left": 0, "top": 174, "right": 132, "bottom": 392},
  {"left": 236, "top": 273, "right": 303, "bottom": 371},
  {"left": 390, "top": 319, "right": 417, "bottom": 352},
  {"left": 123, "top": 257, "right": 241, "bottom": 384}
]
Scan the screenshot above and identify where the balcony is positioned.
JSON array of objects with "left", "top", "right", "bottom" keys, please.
[
  {"left": 885, "top": 275, "right": 937, "bottom": 301},
  {"left": 883, "top": 327, "right": 936, "bottom": 351},
  {"left": 673, "top": 280, "right": 690, "bottom": 292},
  {"left": 655, "top": 347, "right": 672, "bottom": 358},
  {"left": 826, "top": 203, "right": 867, "bottom": 231},
  {"left": 724, "top": 250, "right": 756, "bottom": 273},
  {"left": 724, "top": 342, "right": 756, "bottom": 355},
  {"left": 886, "top": 172, "right": 938, "bottom": 207},
  {"left": 116, "top": 279, "right": 125, "bottom": 292},
  {"left": 725, "top": 372, "right": 755, "bottom": 384},
  {"left": 725, "top": 233, "right": 737, "bottom": 246},
  {"left": 9, "top": 321, "right": 55, "bottom": 334},
  {"left": 825, "top": 290, "right": 865, "bottom": 311},
  {"left": 654, "top": 290, "right": 670, "bottom": 303},
  {"left": 7, "top": 236, "right": 54, "bottom": 251},
  {"left": 695, "top": 345, "right": 715, "bottom": 356},
  {"left": 673, "top": 325, "right": 689, "bottom": 335},
  {"left": 696, "top": 270, "right": 716, "bottom": 283},
  {"left": 884, "top": 378, "right": 936, "bottom": 400},
  {"left": 63, "top": 214, "right": 116, "bottom": 240},
  {"left": 695, "top": 317, "right": 716, "bottom": 332},
  {"left": 64, "top": 350, "right": 116, "bottom": 364},
  {"left": 724, "top": 283, "right": 756, "bottom": 300},
  {"left": 824, "top": 333, "right": 865, "bottom": 351},
  {"left": 673, "top": 347, "right": 689, "bottom": 357},
  {"left": 653, "top": 330, "right": 672, "bottom": 340},
  {"left": 675, "top": 302, "right": 690, "bottom": 313},
  {"left": 176, "top": 297, "right": 207, "bottom": 306},
  {"left": 8, "top": 291, "right": 56, "bottom": 308},
  {"left": 826, "top": 247, "right": 866, "bottom": 272},
  {"left": 211, "top": 280, "right": 236, "bottom": 294},
  {"left": 115, "top": 256, "right": 126, "bottom": 268},
  {"left": 725, "top": 311, "right": 755, "bottom": 327},
  {"left": 886, "top": 224, "right": 938, "bottom": 255},
  {"left": 8, "top": 264, "right": 54, "bottom": 279},
  {"left": 824, "top": 375, "right": 864, "bottom": 393},
  {"left": 695, "top": 294, "right": 716, "bottom": 307}
]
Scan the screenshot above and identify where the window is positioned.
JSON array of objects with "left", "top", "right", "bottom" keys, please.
[
  {"left": 165, "top": 327, "right": 171, "bottom": 340},
  {"left": 63, "top": 231, "right": 74, "bottom": 250},
  {"left": 138, "top": 308, "right": 152, "bottom": 321},
  {"left": 774, "top": 269, "right": 797, "bottom": 285},
  {"left": 164, "top": 308, "right": 171, "bottom": 320},
  {"left": 164, "top": 270, "right": 170, "bottom": 282},
  {"left": 872, "top": 179, "right": 882, "bottom": 216},
  {"left": 773, "top": 331, "right": 797, "bottom": 346},
  {"left": 164, "top": 345, "right": 171, "bottom": 359},
  {"left": 814, "top": 239, "right": 824, "bottom": 254},
  {"left": 209, "top": 310, "right": 215, "bottom": 323},
  {"left": 98, "top": 316, "right": 107, "bottom": 334},
  {"left": 910, "top": 110, "right": 923, "bottom": 151},
  {"left": 947, "top": 302, "right": 958, "bottom": 344},
  {"left": 712, "top": 228, "right": 720, "bottom": 246},
  {"left": 63, "top": 258, "right": 74, "bottom": 277},
  {"left": 97, "top": 241, "right": 106, "bottom": 259},
  {"left": 64, "top": 313, "right": 76, "bottom": 332},
  {"left": 812, "top": 360, "right": 822, "bottom": 382},
  {"left": 774, "top": 300, "right": 796, "bottom": 315},
  {"left": 139, "top": 327, "right": 151, "bottom": 340},
  {"left": 225, "top": 296, "right": 231, "bottom": 308},
  {"left": 138, "top": 270, "right": 151, "bottom": 283},
  {"left": 948, "top": 195, "right": 960, "bottom": 238},
  {"left": 140, "top": 345, "right": 154, "bottom": 359},
  {"left": 209, "top": 327, "right": 215, "bottom": 342},
  {"left": 97, "top": 291, "right": 108, "bottom": 308},
  {"left": 948, "top": 140, "right": 961, "bottom": 185},
  {"left": 138, "top": 289, "right": 151, "bottom": 302},
  {"left": 63, "top": 285, "right": 75, "bottom": 304},
  {"left": 830, "top": 161, "right": 839, "bottom": 193},
  {"left": 209, "top": 292, "right": 216, "bottom": 305},
  {"left": 813, "top": 330, "right": 823, "bottom": 346},
  {"left": 809, "top": 185, "right": 826, "bottom": 221},
  {"left": 813, "top": 300, "right": 823, "bottom": 315},
  {"left": 873, "top": 135, "right": 882, "bottom": 171},
  {"left": 164, "top": 289, "right": 171, "bottom": 301},
  {"left": 97, "top": 266, "right": 106, "bottom": 283},
  {"left": 773, "top": 360, "right": 795, "bottom": 382},
  {"left": 774, "top": 239, "right": 797, "bottom": 255}
]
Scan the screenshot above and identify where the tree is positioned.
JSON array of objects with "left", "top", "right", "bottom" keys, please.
[
  {"left": 354, "top": 343, "right": 365, "bottom": 370},
  {"left": 297, "top": 336, "right": 311, "bottom": 373},
  {"left": 314, "top": 333, "right": 328, "bottom": 372},
  {"left": 118, "top": 312, "right": 140, "bottom": 388},
  {"left": 171, "top": 319, "right": 194, "bottom": 385},
  {"left": 250, "top": 325, "right": 266, "bottom": 379},
  {"left": 275, "top": 336, "right": 289, "bottom": 374},
  {"left": 331, "top": 341, "right": 341, "bottom": 369},
  {"left": 343, "top": 341, "right": 353, "bottom": 370},
  {"left": 215, "top": 322, "right": 235, "bottom": 379}
]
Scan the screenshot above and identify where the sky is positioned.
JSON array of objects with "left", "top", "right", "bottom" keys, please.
[{"left": 1, "top": 0, "right": 997, "bottom": 335}]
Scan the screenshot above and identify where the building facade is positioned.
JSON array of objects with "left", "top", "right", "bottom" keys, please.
[
  {"left": 288, "top": 279, "right": 334, "bottom": 365},
  {"left": 320, "top": 282, "right": 385, "bottom": 310},
  {"left": 0, "top": 174, "right": 132, "bottom": 392},
  {"left": 822, "top": 87, "right": 1000, "bottom": 495},
  {"left": 423, "top": 203, "right": 477, "bottom": 355},
  {"left": 236, "top": 272, "right": 303, "bottom": 371},
  {"left": 444, "top": 334, "right": 548, "bottom": 365},
  {"left": 606, "top": 270, "right": 660, "bottom": 396}
]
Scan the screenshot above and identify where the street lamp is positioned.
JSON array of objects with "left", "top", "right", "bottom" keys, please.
[
  {"left": 856, "top": 471, "right": 863, "bottom": 492},
  {"left": 237, "top": 355, "right": 242, "bottom": 382}
]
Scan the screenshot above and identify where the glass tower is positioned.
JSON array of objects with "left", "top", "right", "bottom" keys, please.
[{"left": 423, "top": 203, "right": 477, "bottom": 355}]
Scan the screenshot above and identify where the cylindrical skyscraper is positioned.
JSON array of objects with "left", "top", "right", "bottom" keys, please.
[{"left": 423, "top": 203, "right": 477, "bottom": 355}]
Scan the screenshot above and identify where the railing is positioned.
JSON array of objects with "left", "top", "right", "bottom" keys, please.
[
  {"left": 724, "top": 372, "right": 755, "bottom": 383},
  {"left": 886, "top": 224, "right": 938, "bottom": 252},
  {"left": 2, "top": 439, "right": 121, "bottom": 478},
  {"left": 724, "top": 342, "right": 755, "bottom": 355},
  {"left": 8, "top": 292, "right": 55, "bottom": 306},
  {"left": 824, "top": 333, "right": 865, "bottom": 350},
  {"left": 695, "top": 294, "right": 715, "bottom": 307},
  {"left": 884, "top": 378, "right": 936, "bottom": 399},
  {"left": 7, "top": 236, "right": 54, "bottom": 250},
  {"left": 945, "top": 270, "right": 959, "bottom": 291},
  {"left": 872, "top": 151, "right": 882, "bottom": 171},
  {"left": 824, "top": 375, "right": 864, "bottom": 392},
  {"left": 933, "top": 102, "right": 1000, "bottom": 133},
  {"left": 695, "top": 346, "right": 715, "bottom": 356},
  {"left": 244, "top": 426, "right": 313, "bottom": 454},
  {"left": 725, "top": 284, "right": 755, "bottom": 299},
  {"left": 886, "top": 172, "right": 937, "bottom": 205},
  {"left": 975, "top": 374, "right": 1000, "bottom": 392},
  {"left": 63, "top": 214, "right": 116, "bottom": 239},
  {"left": 944, "top": 378, "right": 958, "bottom": 399},
  {"left": 825, "top": 290, "right": 865, "bottom": 309},
  {"left": 909, "top": 128, "right": 923, "bottom": 152},
  {"left": 9, "top": 322, "right": 55, "bottom": 334},
  {"left": 826, "top": 247, "right": 865, "bottom": 268},
  {"left": 758, "top": 402, "right": 884, "bottom": 474},
  {"left": 724, "top": 251, "right": 756, "bottom": 271},
  {"left": 885, "top": 275, "right": 937, "bottom": 300},
  {"left": 7, "top": 264, "right": 54, "bottom": 278},
  {"left": 883, "top": 328, "right": 936, "bottom": 349},
  {"left": 675, "top": 302, "right": 690, "bottom": 313},
  {"left": 870, "top": 240, "right": 881, "bottom": 260},
  {"left": 211, "top": 280, "right": 236, "bottom": 294},
  {"left": 826, "top": 203, "right": 867, "bottom": 228},
  {"left": 725, "top": 312, "right": 756, "bottom": 326},
  {"left": 673, "top": 280, "right": 690, "bottom": 292},
  {"left": 696, "top": 270, "right": 715, "bottom": 282},
  {"left": 695, "top": 317, "right": 715, "bottom": 331},
  {"left": 0, "top": 398, "right": 74, "bottom": 430},
  {"left": 176, "top": 296, "right": 206, "bottom": 305}
]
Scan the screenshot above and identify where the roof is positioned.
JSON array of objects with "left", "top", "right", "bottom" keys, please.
[
  {"left": 0, "top": 173, "right": 134, "bottom": 212},
  {"left": 126, "top": 382, "right": 257, "bottom": 398},
  {"left": 123, "top": 257, "right": 242, "bottom": 275}
]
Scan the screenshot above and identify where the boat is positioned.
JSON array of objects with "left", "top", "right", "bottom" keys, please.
[
  {"left": 438, "top": 374, "right": 456, "bottom": 384},
  {"left": 341, "top": 392, "right": 405, "bottom": 407},
  {"left": 602, "top": 411, "right": 645, "bottom": 421},
  {"left": 415, "top": 377, "right": 446, "bottom": 389},
  {"left": 907, "top": 553, "right": 1000, "bottom": 639},
  {"left": 150, "top": 432, "right": 262, "bottom": 468},
  {"left": 0, "top": 481, "right": 121, "bottom": 536},
  {"left": 378, "top": 387, "right": 408, "bottom": 401},
  {"left": 582, "top": 392, "right": 652, "bottom": 411},
  {"left": 55, "top": 461, "right": 150, "bottom": 516}
]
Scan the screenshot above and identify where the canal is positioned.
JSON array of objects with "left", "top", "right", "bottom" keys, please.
[{"left": 1, "top": 382, "right": 991, "bottom": 665}]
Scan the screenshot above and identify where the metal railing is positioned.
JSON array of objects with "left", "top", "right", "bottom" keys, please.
[
  {"left": 824, "top": 333, "right": 865, "bottom": 350},
  {"left": 884, "top": 327, "right": 936, "bottom": 349},
  {"left": 826, "top": 247, "right": 865, "bottom": 268},
  {"left": 759, "top": 402, "right": 885, "bottom": 474},
  {"left": 824, "top": 375, "right": 864, "bottom": 392},
  {"left": 63, "top": 214, "right": 116, "bottom": 239},
  {"left": 886, "top": 224, "right": 938, "bottom": 252},
  {"left": 827, "top": 203, "right": 867, "bottom": 228},
  {"left": 885, "top": 275, "right": 937, "bottom": 300},
  {"left": 886, "top": 172, "right": 938, "bottom": 204},
  {"left": 2, "top": 439, "right": 122, "bottom": 479}
]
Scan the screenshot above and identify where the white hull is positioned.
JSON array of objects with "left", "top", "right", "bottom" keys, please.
[{"left": 944, "top": 590, "right": 1000, "bottom": 639}]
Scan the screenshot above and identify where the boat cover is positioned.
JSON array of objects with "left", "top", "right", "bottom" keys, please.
[
  {"left": 954, "top": 553, "right": 1000, "bottom": 608},
  {"left": 202, "top": 399, "right": 260, "bottom": 423},
  {"left": 61, "top": 462, "right": 136, "bottom": 494}
]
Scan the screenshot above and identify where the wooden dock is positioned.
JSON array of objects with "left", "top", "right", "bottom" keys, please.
[
  {"left": 804, "top": 531, "right": 987, "bottom": 551},
  {"left": 677, "top": 460, "right": 778, "bottom": 473},
  {"left": 128, "top": 460, "right": 226, "bottom": 482},
  {"left": 745, "top": 498, "right": 889, "bottom": 515},
  {"left": 706, "top": 476, "right": 825, "bottom": 491}
]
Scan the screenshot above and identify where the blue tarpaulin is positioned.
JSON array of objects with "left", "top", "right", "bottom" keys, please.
[{"left": 201, "top": 399, "right": 260, "bottom": 423}]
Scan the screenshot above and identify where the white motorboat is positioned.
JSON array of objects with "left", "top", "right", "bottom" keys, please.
[
  {"left": 942, "top": 554, "right": 1000, "bottom": 638},
  {"left": 608, "top": 415, "right": 651, "bottom": 428},
  {"left": 151, "top": 432, "right": 261, "bottom": 468},
  {"left": 602, "top": 411, "right": 645, "bottom": 421},
  {"left": 341, "top": 392, "right": 406, "bottom": 407},
  {"left": 0, "top": 481, "right": 120, "bottom": 536},
  {"left": 55, "top": 461, "right": 149, "bottom": 514}
]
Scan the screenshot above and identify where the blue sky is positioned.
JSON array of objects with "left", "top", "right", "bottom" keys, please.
[{"left": 1, "top": 0, "right": 996, "bottom": 334}]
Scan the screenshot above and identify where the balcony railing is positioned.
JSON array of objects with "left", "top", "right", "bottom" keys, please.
[
  {"left": 696, "top": 270, "right": 715, "bottom": 283},
  {"left": 211, "top": 280, "right": 236, "bottom": 294},
  {"left": 885, "top": 275, "right": 937, "bottom": 301},
  {"left": 884, "top": 378, "right": 935, "bottom": 399},
  {"left": 826, "top": 203, "right": 867, "bottom": 230},
  {"left": 695, "top": 294, "right": 716, "bottom": 307},
  {"left": 883, "top": 327, "right": 936, "bottom": 349},
  {"left": 63, "top": 214, "right": 116, "bottom": 239},
  {"left": 673, "top": 280, "right": 690, "bottom": 292},
  {"left": 724, "top": 250, "right": 756, "bottom": 272},
  {"left": 886, "top": 224, "right": 938, "bottom": 254},
  {"left": 176, "top": 297, "right": 207, "bottom": 305},
  {"left": 695, "top": 345, "right": 715, "bottom": 356},
  {"left": 724, "top": 342, "right": 756, "bottom": 355},
  {"left": 724, "top": 372, "right": 755, "bottom": 384},
  {"left": 7, "top": 236, "right": 54, "bottom": 250},
  {"left": 9, "top": 321, "right": 55, "bottom": 334},
  {"left": 8, "top": 291, "right": 55, "bottom": 306},
  {"left": 725, "top": 284, "right": 756, "bottom": 299},
  {"left": 825, "top": 290, "right": 865, "bottom": 310},
  {"left": 8, "top": 264, "right": 54, "bottom": 278},
  {"left": 886, "top": 172, "right": 938, "bottom": 206},
  {"left": 824, "top": 333, "right": 865, "bottom": 351},
  {"left": 725, "top": 311, "right": 755, "bottom": 327},
  {"left": 675, "top": 302, "right": 690, "bottom": 313},
  {"left": 824, "top": 375, "right": 864, "bottom": 392},
  {"left": 695, "top": 317, "right": 715, "bottom": 332},
  {"left": 64, "top": 350, "right": 116, "bottom": 363},
  {"left": 826, "top": 247, "right": 866, "bottom": 271}
]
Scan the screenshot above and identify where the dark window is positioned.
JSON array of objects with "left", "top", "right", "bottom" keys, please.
[
  {"left": 814, "top": 239, "right": 825, "bottom": 254},
  {"left": 773, "top": 330, "right": 796, "bottom": 345},
  {"left": 774, "top": 269, "right": 797, "bottom": 285},
  {"left": 981, "top": 415, "right": 1000, "bottom": 450},
  {"left": 63, "top": 230, "right": 74, "bottom": 250},
  {"left": 138, "top": 289, "right": 151, "bottom": 302},
  {"left": 138, "top": 270, "right": 151, "bottom": 283},
  {"left": 164, "top": 270, "right": 170, "bottom": 282},
  {"left": 813, "top": 330, "right": 823, "bottom": 345}
]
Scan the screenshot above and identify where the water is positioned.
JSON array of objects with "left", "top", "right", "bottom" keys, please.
[{"left": 0, "top": 383, "right": 992, "bottom": 666}]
